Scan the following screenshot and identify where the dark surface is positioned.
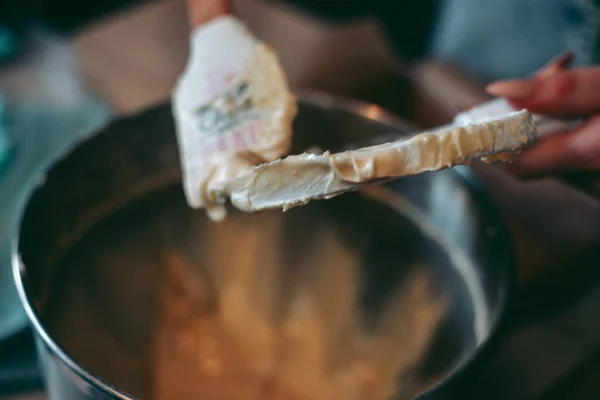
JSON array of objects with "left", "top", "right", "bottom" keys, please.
[
  {"left": 0, "top": 0, "right": 144, "bottom": 32},
  {"left": 1, "top": 0, "right": 438, "bottom": 60},
  {"left": 0, "top": 330, "right": 43, "bottom": 395},
  {"left": 280, "top": 0, "right": 439, "bottom": 59}
]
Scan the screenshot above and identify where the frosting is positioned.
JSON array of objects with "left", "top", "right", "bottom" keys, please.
[{"left": 213, "top": 110, "right": 536, "bottom": 212}]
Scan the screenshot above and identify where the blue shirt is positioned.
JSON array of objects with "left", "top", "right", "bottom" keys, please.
[{"left": 429, "top": 0, "right": 600, "bottom": 81}]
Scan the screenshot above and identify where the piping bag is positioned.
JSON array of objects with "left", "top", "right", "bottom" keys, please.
[
  {"left": 172, "top": 15, "right": 296, "bottom": 221},
  {"left": 173, "top": 18, "right": 582, "bottom": 217}
]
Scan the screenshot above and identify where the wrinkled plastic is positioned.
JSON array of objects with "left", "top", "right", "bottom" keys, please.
[{"left": 172, "top": 16, "right": 296, "bottom": 220}]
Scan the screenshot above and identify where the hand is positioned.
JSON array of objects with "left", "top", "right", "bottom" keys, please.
[{"left": 486, "top": 54, "right": 600, "bottom": 196}]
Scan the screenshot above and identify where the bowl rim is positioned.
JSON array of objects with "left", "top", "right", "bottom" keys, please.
[{"left": 11, "top": 90, "right": 516, "bottom": 400}]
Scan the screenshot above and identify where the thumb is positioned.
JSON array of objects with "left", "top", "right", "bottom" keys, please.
[{"left": 508, "top": 115, "right": 600, "bottom": 176}]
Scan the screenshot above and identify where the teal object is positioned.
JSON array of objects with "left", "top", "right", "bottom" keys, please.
[
  {"left": 0, "top": 31, "right": 113, "bottom": 340},
  {"left": 0, "top": 26, "right": 18, "bottom": 62},
  {"left": 0, "top": 97, "right": 112, "bottom": 340},
  {"left": 0, "top": 97, "right": 12, "bottom": 175}
]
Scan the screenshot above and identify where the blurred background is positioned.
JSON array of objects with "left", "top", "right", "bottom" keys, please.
[{"left": 0, "top": 0, "right": 599, "bottom": 399}]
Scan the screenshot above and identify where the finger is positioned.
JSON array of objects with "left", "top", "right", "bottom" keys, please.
[
  {"left": 508, "top": 115, "right": 600, "bottom": 176},
  {"left": 536, "top": 51, "right": 574, "bottom": 77},
  {"left": 485, "top": 51, "right": 574, "bottom": 100},
  {"left": 486, "top": 67, "right": 600, "bottom": 115}
]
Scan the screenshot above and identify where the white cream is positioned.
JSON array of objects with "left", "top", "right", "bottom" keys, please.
[{"left": 214, "top": 110, "right": 537, "bottom": 212}]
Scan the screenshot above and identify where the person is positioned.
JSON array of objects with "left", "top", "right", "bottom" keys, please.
[{"left": 177, "top": 0, "right": 600, "bottom": 196}]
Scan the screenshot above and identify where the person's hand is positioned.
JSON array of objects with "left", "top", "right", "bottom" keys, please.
[
  {"left": 486, "top": 54, "right": 600, "bottom": 195},
  {"left": 172, "top": 12, "right": 296, "bottom": 220}
]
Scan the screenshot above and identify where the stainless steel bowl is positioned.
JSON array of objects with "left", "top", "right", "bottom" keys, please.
[{"left": 13, "top": 93, "right": 513, "bottom": 400}]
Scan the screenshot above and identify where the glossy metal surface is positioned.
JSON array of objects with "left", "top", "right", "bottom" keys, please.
[{"left": 13, "top": 93, "right": 513, "bottom": 400}]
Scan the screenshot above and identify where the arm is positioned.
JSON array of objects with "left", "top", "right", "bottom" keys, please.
[{"left": 185, "top": 0, "right": 231, "bottom": 28}]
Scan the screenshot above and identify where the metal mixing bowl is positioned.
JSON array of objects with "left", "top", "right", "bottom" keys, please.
[{"left": 13, "top": 93, "right": 513, "bottom": 400}]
